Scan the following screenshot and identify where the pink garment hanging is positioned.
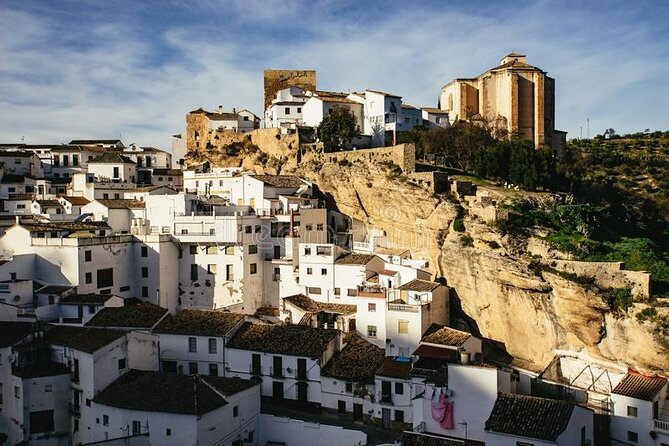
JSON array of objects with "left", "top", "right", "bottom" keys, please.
[
  {"left": 431, "top": 394, "right": 446, "bottom": 422},
  {"left": 440, "top": 401, "right": 454, "bottom": 429}
]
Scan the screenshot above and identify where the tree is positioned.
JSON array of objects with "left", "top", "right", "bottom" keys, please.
[{"left": 318, "top": 107, "right": 358, "bottom": 149}]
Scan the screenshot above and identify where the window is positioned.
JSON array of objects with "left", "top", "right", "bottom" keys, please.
[
  {"left": 188, "top": 337, "right": 197, "bottom": 352},
  {"left": 84, "top": 250, "right": 92, "bottom": 262},
  {"left": 307, "top": 267, "right": 313, "bottom": 275},
  {"left": 245, "top": 225, "right": 252, "bottom": 234},
  {"left": 627, "top": 431, "right": 638, "bottom": 443},
  {"left": 233, "top": 405, "right": 239, "bottom": 417},
  {"left": 103, "top": 415, "right": 108, "bottom": 426},
  {"left": 316, "top": 223, "right": 324, "bottom": 231},
  {"left": 190, "top": 245, "right": 197, "bottom": 255},
  {"left": 627, "top": 406, "right": 638, "bottom": 417},
  {"left": 113, "top": 167, "right": 120, "bottom": 178},
  {"left": 189, "top": 362, "right": 198, "bottom": 375},
  {"left": 207, "top": 264, "right": 217, "bottom": 274},
  {"left": 321, "top": 268, "right": 327, "bottom": 276},
  {"left": 395, "top": 410, "right": 404, "bottom": 422},
  {"left": 96, "top": 268, "right": 113, "bottom": 288},
  {"left": 119, "top": 285, "right": 130, "bottom": 292},
  {"left": 347, "top": 288, "right": 357, "bottom": 297},
  {"left": 248, "top": 245, "right": 258, "bottom": 254},
  {"left": 226, "top": 265, "right": 234, "bottom": 281},
  {"left": 297, "top": 107, "right": 302, "bottom": 113},
  {"left": 30, "top": 410, "right": 55, "bottom": 434},
  {"left": 132, "top": 420, "right": 141, "bottom": 435},
  {"left": 166, "top": 428, "right": 172, "bottom": 436},
  {"left": 398, "top": 320, "right": 409, "bottom": 334},
  {"left": 141, "top": 287, "right": 148, "bottom": 298},
  {"left": 345, "top": 382, "right": 353, "bottom": 393},
  {"left": 395, "top": 382, "right": 404, "bottom": 395},
  {"left": 305, "top": 224, "right": 313, "bottom": 231},
  {"left": 304, "top": 247, "right": 311, "bottom": 255},
  {"left": 250, "top": 263, "right": 257, "bottom": 274},
  {"left": 86, "top": 398, "right": 91, "bottom": 407},
  {"left": 308, "top": 287, "right": 322, "bottom": 295},
  {"left": 85, "top": 272, "right": 92, "bottom": 284},
  {"left": 118, "top": 358, "right": 126, "bottom": 370},
  {"left": 141, "top": 246, "right": 148, "bottom": 257},
  {"left": 44, "top": 385, "right": 52, "bottom": 393},
  {"left": 208, "top": 338, "right": 217, "bottom": 354},
  {"left": 338, "top": 400, "right": 346, "bottom": 414},
  {"left": 209, "top": 363, "right": 218, "bottom": 376},
  {"left": 73, "top": 154, "right": 79, "bottom": 166},
  {"left": 334, "top": 288, "right": 340, "bottom": 296},
  {"left": 368, "top": 303, "right": 376, "bottom": 312},
  {"left": 141, "top": 267, "right": 148, "bottom": 278},
  {"left": 206, "top": 245, "right": 217, "bottom": 254},
  {"left": 191, "top": 264, "right": 198, "bottom": 281},
  {"left": 225, "top": 246, "right": 235, "bottom": 255},
  {"left": 88, "top": 305, "right": 96, "bottom": 314},
  {"left": 254, "top": 225, "right": 261, "bottom": 233},
  {"left": 285, "top": 107, "right": 290, "bottom": 115},
  {"left": 367, "top": 325, "right": 377, "bottom": 338}
]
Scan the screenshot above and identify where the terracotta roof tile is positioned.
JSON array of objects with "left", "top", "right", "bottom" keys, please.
[
  {"left": 227, "top": 322, "right": 338, "bottom": 358},
  {"left": 421, "top": 324, "right": 471, "bottom": 347},
  {"left": 0, "top": 321, "right": 35, "bottom": 347},
  {"left": 42, "top": 325, "right": 126, "bottom": 353},
  {"left": 283, "top": 294, "right": 356, "bottom": 315},
  {"left": 334, "top": 253, "right": 377, "bottom": 265},
  {"left": 612, "top": 372, "right": 667, "bottom": 401},
  {"left": 96, "top": 199, "right": 146, "bottom": 209},
  {"left": 321, "top": 334, "right": 384, "bottom": 383},
  {"left": 403, "top": 432, "right": 465, "bottom": 446},
  {"left": 397, "top": 279, "right": 441, "bottom": 292},
  {"left": 154, "top": 310, "right": 244, "bottom": 337},
  {"left": 377, "top": 357, "right": 412, "bottom": 379},
  {"left": 86, "top": 302, "right": 167, "bottom": 329},
  {"left": 250, "top": 175, "right": 307, "bottom": 188},
  {"left": 485, "top": 393, "right": 575, "bottom": 441}
]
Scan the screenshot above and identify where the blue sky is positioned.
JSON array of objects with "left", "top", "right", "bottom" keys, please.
[{"left": 1, "top": 0, "right": 668, "bottom": 149}]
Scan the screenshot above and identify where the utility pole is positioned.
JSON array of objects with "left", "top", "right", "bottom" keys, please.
[{"left": 587, "top": 118, "right": 590, "bottom": 139}]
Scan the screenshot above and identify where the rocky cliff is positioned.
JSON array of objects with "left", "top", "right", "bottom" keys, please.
[{"left": 195, "top": 147, "right": 669, "bottom": 372}]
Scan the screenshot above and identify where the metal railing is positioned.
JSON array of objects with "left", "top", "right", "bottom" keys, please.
[{"left": 387, "top": 303, "right": 420, "bottom": 313}]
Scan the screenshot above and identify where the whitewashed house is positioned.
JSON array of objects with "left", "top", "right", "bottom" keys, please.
[
  {"left": 264, "top": 87, "right": 309, "bottom": 132},
  {"left": 87, "top": 153, "right": 137, "bottom": 184},
  {"left": 302, "top": 91, "right": 364, "bottom": 133},
  {"left": 153, "top": 309, "right": 245, "bottom": 377},
  {"left": 81, "top": 199, "right": 146, "bottom": 234},
  {"left": 422, "top": 108, "right": 450, "bottom": 129},
  {"left": 609, "top": 372, "right": 669, "bottom": 446},
  {"left": 91, "top": 370, "right": 261, "bottom": 446},
  {"left": 348, "top": 90, "right": 405, "bottom": 147},
  {"left": 226, "top": 322, "right": 342, "bottom": 406}
]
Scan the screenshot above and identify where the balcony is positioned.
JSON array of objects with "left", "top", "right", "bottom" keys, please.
[
  {"left": 387, "top": 303, "right": 420, "bottom": 313},
  {"left": 380, "top": 394, "right": 393, "bottom": 405},
  {"left": 654, "top": 419, "right": 669, "bottom": 435},
  {"left": 357, "top": 285, "right": 385, "bottom": 298}
]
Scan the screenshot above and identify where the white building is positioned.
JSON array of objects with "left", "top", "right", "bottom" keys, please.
[
  {"left": 302, "top": 91, "right": 364, "bottom": 133},
  {"left": 264, "top": 87, "right": 309, "bottom": 132},
  {"left": 91, "top": 370, "right": 261, "bottom": 446},
  {"left": 348, "top": 90, "right": 404, "bottom": 147},
  {"left": 226, "top": 322, "right": 342, "bottom": 406},
  {"left": 610, "top": 372, "right": 669, "bottom": 445},
  {"left": 153, "top": 309, "right": 245, "bottom": 377},
  {"left": 87, "top": 153, "right": 137, "bottom": 184},
  {"left": 421, "top": 108, "right": 450, "bottom": 129}
]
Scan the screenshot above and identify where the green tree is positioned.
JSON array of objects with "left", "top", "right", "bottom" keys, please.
[{"left": 318, "top": 107, "right": 358, "bottom": 149}]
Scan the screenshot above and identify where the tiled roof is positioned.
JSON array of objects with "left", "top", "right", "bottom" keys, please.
[
  {"left": 366, "top": 89, "right": 402, "bottom": 98},
  {"left": 485, "top": 393, "right": 575, "bottom": 441},
  {"left": 20, "top": 221, "right": 110, "bottom": 233},
  {"left": 8, "top": 194, "right": 35, "bottom": 200},
  {"left": 94, "top": 370, "right": 257, "bottom": 415},
  {"left": 86, "top": 302, "right": 168, "bottom": 329},
  {"left": 60, "top": 196, "right": 90, "bottom": 205},
  {"left": 88, "top": 152, "right": 135, "bottom": 164},
  {"left": 251, "top": 175, "right": 307, "bottom": 188},
  {"left": 11, "top": 361, "right": 70, "bottom": 379},
  {"left": 69, "top": 139, "right": 123, "bottom": 145},
  {"left": 403, "top": 432, "right": 465, "bottom": 446},
  {"left": 35, "top": 285, "right": 73, "bottom": 295},
  {"left": 154, "top": 310, "right": 244, "bottom": 337},
  {"left": 421, "top": 108, "right": 449, "bottom": 114},
  {"left": 612, "top": 372, "right": 667, "bottom": 401},
  {"left": 151, "top": 168, "right": 183, "bottom": 176},
  {"left": 0, "top": 321, "right": 35, "bottom": 347},
  {"left": 95, "top": 199, "right": 146, "bottom": 209},
  {"left": 0, "top": 151, "right": 35, "bottom": 158},
  {"left": 283, "top": 294, "right": 356, "bottom": 315},
  {"left": 42, "top": 325, "right": 126, "bottom": 353},
  {"left": 227, "top": 322, "right": 338, "bottom": 358},
  {"left": 397, "top": 279, "right": 441, "bottom": 292},
  {"left": 321, "top": 334, "right": 384, "bottom": 383},
  {"left": 412, "top": 344, "right": 458, "bottom": 361},
  {"left": 421, "top": 324, "right": 471, "bottom": 347},
  {"left": 1, "top": 174, "right": 28, "bottom": 184},
  {"left": 334, "top": 253, "right": 377, "bottom": 265},
  {"left": 377, "top": 357, "right": 412, "bottom": 379},
  {"left": 35, "top": 200, "right": 62, "bottom": 207},
  {"left": 59, "top": 293, "right": 114, "bottom": 304},
  {"left": 51, "top": 145, "right": 107, "bottom": 153},
  {"left": 378, "top": 269, "right": 399, "bottom": 276}
]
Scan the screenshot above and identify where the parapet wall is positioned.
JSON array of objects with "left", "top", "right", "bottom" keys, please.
[
  {"left": 319, "top": 143, "right": 416, "bottom": 173},
  {"left": 551, "top": 259, "right": 651, "bottom": 298}
]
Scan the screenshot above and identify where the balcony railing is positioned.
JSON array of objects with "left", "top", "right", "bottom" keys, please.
[
  {"left": 654, "top": 419, "right": 669, "bottom": 434},
  {"left": 387, "top": 303, "right": 420, "bottom": 313}
]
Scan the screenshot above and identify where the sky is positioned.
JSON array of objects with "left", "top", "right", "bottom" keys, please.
[{"left": 1, "top": 0, "right": 668, "bottom": 150}]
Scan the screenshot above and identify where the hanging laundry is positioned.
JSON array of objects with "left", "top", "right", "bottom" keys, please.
[
  {"left": 431, "top": 394, "right": 446, "bottom": 422},
  {"left": 440, "top": 401, "right": 454, "bottom": 429}
]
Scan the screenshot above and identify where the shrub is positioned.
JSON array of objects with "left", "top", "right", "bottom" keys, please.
[
  {"left": 460, "top": 235, "right": 474, "bottom": 247},
  {"left": 635, "top": 307, "right": 658, "bottom": 324},
  {"left": 453, "top": 218, "right": 465, "bottom": 232},
  {"left": 601, "top": 287, "right": 633, "bottom": 315},
  {"left": 486, "top": 240, "right": 501, "bottom": 249}
]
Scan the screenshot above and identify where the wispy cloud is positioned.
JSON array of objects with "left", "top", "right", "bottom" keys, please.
[{"left": 0, "top": 0, "right": 668, "bottom": 148}]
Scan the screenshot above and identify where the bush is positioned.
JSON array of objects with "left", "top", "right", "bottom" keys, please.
[
  {"left": 460, "top": 235, "right": 474, "bottom": 247},
  {"left": 486, "top": 240, "right": 501, "bottom": 249},
  {"left": 635, "top": 307, "right": 658, "bottom": 324},
  {"left": 601, "top": 287, "right": 633, "bottom": 315},
  {"left": 453, "top": 218, "right": 465, "bottom": 232}
]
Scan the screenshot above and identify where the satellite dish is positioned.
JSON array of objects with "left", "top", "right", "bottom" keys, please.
[{"left": 8, "top": 354, "right": 17, "bottom": 364}]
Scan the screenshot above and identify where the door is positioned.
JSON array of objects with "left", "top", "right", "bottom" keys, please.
[
  {"left": 382, "top": 408, "right": 391, "bottom": 429},
  {"left": 297, "top": 382, "right": 308, "bottom": 403},
  {"left": 272, "top": 381, "right": 284, "bottom": 400},
  {"left": 251, "top": 354, "right": 261, "bottom": 375},
  {"left": 338, "top": 400, "right": 346, "bottom": 414},
  {"left": 297, "top": 358, "right": 307, "bottom": 381},
  {"left": 381, "top": 381, "right": 392, "bottom": 403},
  {"left": 353, "top": 403, "right": 363, "bottom": 421},
  {"left": 274, "top": 245, "right": 281, "bottom": 259}
]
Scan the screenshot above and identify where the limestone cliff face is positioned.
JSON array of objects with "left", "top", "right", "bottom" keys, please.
[{"left": 290, "top": 162, "right": 669, "bottom": 372}]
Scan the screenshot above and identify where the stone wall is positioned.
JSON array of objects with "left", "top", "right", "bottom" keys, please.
[
  {"left": 551, "top": 259, "right": 651, "bottom": 299},
  {"left": 317, "top": 143, "right": 416, "bottom": 173},
  {"left": 407, "top": 171, "right": 450, "bottom": 193}
]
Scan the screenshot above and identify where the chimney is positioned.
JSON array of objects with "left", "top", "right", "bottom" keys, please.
[
  {"left": 233, "top": 107, "right": 236, "bottom": 114},
  {"left": 218, "top": 105, "right": 223, "bottom": 112}
]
